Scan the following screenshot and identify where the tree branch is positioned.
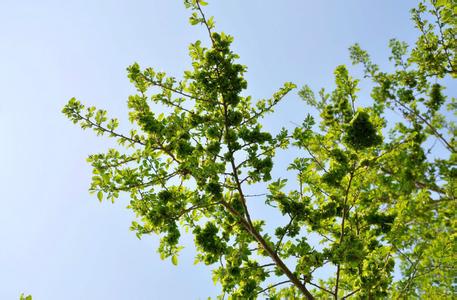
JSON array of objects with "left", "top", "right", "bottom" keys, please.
[
  {"left": 257, "top": 280, "right": 291, "bottom": 296},
  {"left": 71, "top": 108, "right": 146, "bottom": 146},
  {"left": 220, "top": 199, "right": 314, "bottom": 299},
  {"left": 335, "top": 171, "right": 355, "bottom": 299},
  {"left": 308, "top": 281, "right": 335, "bottom": 296},
  {"left": 342, "top": 288, "right": 360, "bottom": 299}
]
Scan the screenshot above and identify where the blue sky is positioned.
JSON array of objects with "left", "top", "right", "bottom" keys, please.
[{"left": 1, "top": 1, "right": 418, "bottom": 299}]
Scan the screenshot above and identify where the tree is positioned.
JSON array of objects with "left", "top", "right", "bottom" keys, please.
[{"left": 62, "top": 0, "right": 456, "bottom": 298}]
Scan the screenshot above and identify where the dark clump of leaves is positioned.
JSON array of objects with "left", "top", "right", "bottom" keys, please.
[
  {"left": 426, "top": 83, "right": 445, "bottom": 112},
  {"left": 344, "top": 110, "right": 382, "bottom": 150},
  {"left": 194, "top": 222, "right": 227, "bottom": 264}
]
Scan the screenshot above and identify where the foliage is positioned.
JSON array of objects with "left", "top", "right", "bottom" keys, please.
[
  {"left": 63, "top": 0, "right": 456, "bottom": 298},
  {"left": 19, "top": 294, "right": 32, "bottom": 300}
]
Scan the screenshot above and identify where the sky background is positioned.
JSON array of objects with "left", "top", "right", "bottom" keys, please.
[{"left": 0, "top": 1, "right": 422, "bottom": 299}]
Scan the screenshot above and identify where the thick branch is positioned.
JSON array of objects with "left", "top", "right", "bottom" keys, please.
[
  {"left": 194, "top": 4, "right": 314, "bottom": 298},
  {"left": 220, "top": 199, "right": 314, "bottom": 300}
]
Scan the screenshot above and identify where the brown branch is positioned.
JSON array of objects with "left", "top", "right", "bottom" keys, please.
[
  {"left": 241, "top": 95, "right": 287, "bottom": 126},
  {"left": 431, "top": 4, "right": 456, "bottom": 74},
  {"left": 390, "top": 97, "right": 455, "bottom": 153},
  {"left": 220, "top": 199, "right": 314, "bottom": 299},
  {"left": 308, "top": 281, "right": 335, "bottom": 296},
  {"left": 303, "top": 144, "right": 329, "bottom": 174},
  {"left": 222, "top": 101, "right": 254, "bottom": 229},
  {"left": 194, "top": 4, "right": 315, "bottom": 298},
  {"left": 342, "top": 288, "right": 361, "bottom": 299},
  {"left": 275, "top": 215, "right": 295, "bottom": 254},
  {"left": 141, "top": 74, "right": 217, "bottom": 106},
  {"left": 335, "top": 171, "right": 355, "bottom": 299},
  {"left": 256, "top": 280, "right": 291, "bottom": 296},
  {"left": 72, "top": 108, "right": 146, "bottom": 146},
  {"left": 244, "top": 193, "right": 267, "bottom": 198}
]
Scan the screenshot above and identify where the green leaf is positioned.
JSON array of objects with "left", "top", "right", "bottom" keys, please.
[
  {"left": 171, "top": 255, "right": 178, "bottom": 266},
  {"left": 19, "top": 294, "right": 32, "bottom": 300},
  {"left": 97, "top": 190, "right": 103, "bottom": 202}
]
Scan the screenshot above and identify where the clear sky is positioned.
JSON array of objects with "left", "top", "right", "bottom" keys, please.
[{"left": 1, "top": 1, "right": 419, "bottom": 299}]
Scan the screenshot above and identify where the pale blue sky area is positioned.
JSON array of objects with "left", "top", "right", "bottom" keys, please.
[{"left": 1, "top": 1, "right": 419, "bottom": 299}]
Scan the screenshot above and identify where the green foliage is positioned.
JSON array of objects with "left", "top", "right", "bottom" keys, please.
[
  {"left": 19, "top": 294, "right": 32, "bottom": 300},
  {"left": 63, "top": 0, "right": 456, "bottom": 299},
  {"left": 343, "top": 110, "right": 382, "bottom": 150}
]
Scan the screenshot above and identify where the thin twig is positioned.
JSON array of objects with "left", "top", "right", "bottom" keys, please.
[
  {"left": 308, "top": 281, "right": 335, "bottom": 296},
  {"left": 257, "top": 280, "right": 291, "bottom": 296},
  {"left": 342, "top": 288, "right": 361, "bottom": 299}
]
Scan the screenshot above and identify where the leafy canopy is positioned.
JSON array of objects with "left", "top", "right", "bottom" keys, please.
[{"left": 63, "top": 0, "right": 456, "bottom": 299}]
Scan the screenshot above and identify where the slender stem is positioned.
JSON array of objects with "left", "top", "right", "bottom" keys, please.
[
  {"left": 241, "top": 95, "right": 287, "bottom": 126},
  {"left": 399, "top": 251, "right": 424, "bottom": 296},
  {"left": 72, "top": 108, "right": 145, "bottom": 146},
  {"left": 141, "top": 74, "right": 217, "bottom": 105},
  {"left": 256, "top": 280, "right": 291, "bottom": 296},
  {"left": 223, "top": 102, "right": 254, "bottom": 228},
  {"left": 244, "top": 193, "right": 267, "bottom": 198},
  {"left": 275, "top": 215, "right": 295, "bottom": 253},
  {"left": 342, "top": 288, "right": 360, "bottom": 299},
  {"left": 391, "top": 96, "right": 455, "bottom": 153},
  {"left": 308, "top": 281, "right": 335, "bottom": 296},
  {"left": 303, "top": 144, "right": 328, "bottom": 174},
  {"left": 335, "top": 172, "right": 355, "bottom": 299},
  {"left": 431, "top": 4, "right": 456, "bottom": 74},
  {"left": 195, "top": 1, "right": 215, "bottom": 44},
  {"left": 256, "top": 263, "right": 276, "bottom": 269}
]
